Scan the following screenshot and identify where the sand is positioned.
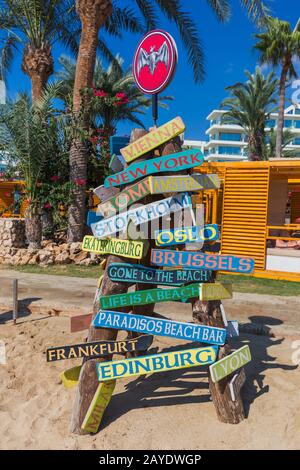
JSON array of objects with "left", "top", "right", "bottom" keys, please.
[{"left": 1, "top": 311, "right": 300, "bottom": 450}]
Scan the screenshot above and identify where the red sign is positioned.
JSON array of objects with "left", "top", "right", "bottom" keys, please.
[{"left": 133, "top": 30, "right": 178, "bottom": 95}]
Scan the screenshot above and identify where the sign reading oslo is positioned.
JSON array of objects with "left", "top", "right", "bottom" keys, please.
[
  {"left": 96, "top": 347, "right": 218, "bottom": 382},
  {"left": 93, "top": 311, "right": 227, "bottom": 346},
  {"left": 107, "top": 263, "right": 213, "bottom": 286},
  {"left": 155, "top": 224, "right": 219, "bottom": 247}
]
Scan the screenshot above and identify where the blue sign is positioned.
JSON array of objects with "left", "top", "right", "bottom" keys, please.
[
  {"left": 93, "top": 310, "right": 227, "bottom": 346},
  {"left": 110, "top": 136, "right": 130, "bottom": 156},
  {"left": 86, "top": 210, "right": 103, "bottom": 227}
]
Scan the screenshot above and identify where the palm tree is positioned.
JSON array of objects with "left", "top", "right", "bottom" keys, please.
[
  {"left": 264, "top": 127, "right": 300, "bottom": 159},
  {"left": 68, "top": 0, "right": 266, "bottom": 242},
  {"left": 221, "top": 67, "right": 278, "bottom": 160},
  {"left": 255, "top": 16, "right": 300, "bottom": 158},
  {"left": 0, "top": 0, "right": 78, "bottom": 102}
]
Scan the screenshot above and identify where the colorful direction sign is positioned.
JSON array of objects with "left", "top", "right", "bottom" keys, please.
[
  {"left": 155, "top": 224, "right": 219, "bottom": 247},
  {"left": 97, "top": 177, "right": 150, "bottom": 217},
  {"left": 149, "top": 174, "right": 221, "bottom": 194},
  {"left": 81, "top": 380, "right": 116, "bottom": 433},
  {"left": 82, "top": 236, "right": 148, "bottom": 260},
  {"left": 107, "top": 263, "right": 213, "bottom": 286},
  {"left": 151, "top": 249, "right": 255, "bottom": 274},
  {"left": 120, "top": 117, "right": 185, "bottom": 163},
  {"left": 91, "top": 193, "right": 192, "bottom": 239},
  {"left": 209, "top": 345, "right": 251, "bottom": 383},
  {"left": 96, "top": 346, "right": 218, "bottom": 381},
  {"left": 94, "top": 185, "right": 119, "bottom": 202},
  {"left": 60, "top": 366, "right": 81, "bottom": 389},
  {"left": 199, "top": 282, "right": 233, "bottom": 301},
  {"left": 93, "top": 311, "right": 227, "bottom": 346},
  {"left": 46, "top": 335, "right": 153, "bottom": 362},
  {"left": 100, "top": 283, "right": 201, "bottom": 309},
  {"left": 133, "top": 30, "right": 178, "bottom": 95},
  {"left": 229, "top": 368, "right": 246, "bottom": 401},
  {"left": 104, "top": 149, "right": 204, "bottom": 188}
]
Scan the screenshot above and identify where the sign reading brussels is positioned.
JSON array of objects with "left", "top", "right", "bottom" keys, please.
[{"left": 133, "top": 29, "right": 178, "bottom": 95}]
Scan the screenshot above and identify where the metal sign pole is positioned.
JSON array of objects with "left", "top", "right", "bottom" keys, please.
[{"left": 152, "top": 93, "right": 158, "bottom": 127}]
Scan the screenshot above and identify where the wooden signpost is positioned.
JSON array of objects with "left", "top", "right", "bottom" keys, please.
[
  {"left": 155, "top": 224, "right": 219, "bottom": 247},
  {"left": 149, "top": 174, "right": 221, "bottom": 194},
  {"left": 47, "top": 335, "right": 153, "bottom": 362},
  {"left": 91, "top": 192, "right": 192, "bottom": 239},
  {"left": 104, "top": 149, "right": 204, "bottom": 188},
  {"left": 120, "top": 117, "right": 185, "bottom": 163},
  {"left": 81, "top": 380, "right": 116, "bottom": 433},
  {"left": 229, "top": 368, "right": 246, "bottom": 401},
  {"left": 96, "top": 346, "right": 218, "bottom": 381},
  {"left": 107, "top": 263, "right": 213, "bottom": 286},
  {"left": 199, "top": 282, "right": 233, "bottom": 301},
  {"left": 97, "top": 177, "right": 151, "bottom": 217},
  {"left": 70, "top": 313, "right": 93, "bottom": 333},
  {"left": 209, "top": 345, "right": 251, "bottom": 383},
  {"left": 151, "top": 249, "right": 255, "bottom": 274},
  {"left": 82, "top": 236, "right": 148, "bottom": 259},
  {"left": 99, "top": 283, "right": 201, "bottom": 309},
  {"left": 93, "top": 311, "right": 227, "bottom": 346}
]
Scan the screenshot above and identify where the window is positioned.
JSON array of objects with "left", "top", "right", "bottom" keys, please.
[
  {"left": 218, "top": 146, "right": 242, "bottom": 155},
  {"left": 294, "top": 121, "right": 300, "bottom": 129},
  {"left": 266, "top": 119, "right": 276, "bottom": 128},
  {"left": 293, "top": 138, "right": 300, "bottom": 145},
  {"left": 219, "top": 133, "right": 242, "bottom": 141},
  {"left": 284, "top": 120, "right": 293, "bottom": 128}
]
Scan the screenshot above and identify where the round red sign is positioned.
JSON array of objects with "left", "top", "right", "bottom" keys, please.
[{"left": 133, "top": 30, "right": 178, "bottom": 95}]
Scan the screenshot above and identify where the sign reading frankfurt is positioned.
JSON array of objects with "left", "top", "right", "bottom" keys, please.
[
  {"left": 107, "top": 263, "right": 213, "bottom": 286},
  {"left": 93, "top": 311, "right": 227, "bottom": 346},
  {"left": 209, "top": 345, "right": 251, "bottom": 383},
  {"left": 133, "top": 30, "right": 178, "bottom": 95},
  {"left": 155, "top": 224, "right": 219, "bottom": 247},
  {"left": 104, "top": 149, "right": 204, "bottom": 188},
  {"left": 82, "top": 236, "right": 148, "bottom": 259},
  {"left": 121, "top": 117, "right": 185, "bottom": 163},
  {"left": 96, "top": 347, "right": 218, "bottom": 382},
  {"left": 149, "top": 174, "right": 221, "bottom": 194},
  {"left": 151, "top": 249, "right": 255, "bottom": 274}
]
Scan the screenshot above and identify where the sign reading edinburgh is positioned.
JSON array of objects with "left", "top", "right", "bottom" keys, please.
[{"left": 133, "top": 30, "right": 178, "bottom": 95}]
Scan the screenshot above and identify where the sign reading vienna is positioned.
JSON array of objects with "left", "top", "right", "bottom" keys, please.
[{"left": 133, "top": 30, "right": 178, "bottom": 95}]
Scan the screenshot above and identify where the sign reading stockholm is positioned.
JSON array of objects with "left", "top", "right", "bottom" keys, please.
[{"left": 93, "top": 311, "right": 227, "bottom": 346}]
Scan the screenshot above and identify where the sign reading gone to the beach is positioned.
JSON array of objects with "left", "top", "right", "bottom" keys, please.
[
  {"left": 209, "top": 345, "right": 251, "bottom": 383},
  {"left": 82, "top": 236, "right": 148, "bottom": 259},
  {"left": 104, "top": 149, "right": 204, "bottom": 188},
  {"left": 199, "top": 282, "right": 233, "bottom": 301},
  {"left": 100, "top": 283, "right": 200, "bottom": 309},
  {"left": 107, "top": 263, "right": 213, "bottom": 286},
  {"left": 121, "top": 117, "right": 185, "bottom": 163},
  {"left": 92, "top": 193, "right": 192, "bottom": 239},
  {"left": 149, "top": 174, "right": 221, "bottom": 194},
  {"left": 46, "top": 335, "right": 153, "bottom": 362},
  {"left": 93, "top": 311, "right": 227, "bottom": 346},
  {"left": 96, "top": 346, "right": 218, "bottom": 381},
  {"left": 81, "top": 380, "right": 116, "bottom": 433},
  {"left": 151, "top": 249, "right": 255, "bottom": 273},
  {"left": 155, "top": 224, "right": 219, "bottom": 247},
  {"left": 97, "top": 177, "right": 151, "bottom": 217}
]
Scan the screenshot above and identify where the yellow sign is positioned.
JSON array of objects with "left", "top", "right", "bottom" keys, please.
[
  {"left": 199, "top": 282, "right": 233, "bottom": 301},
  {"left": 82, "top": 236, "right": 148, "bottom": 259},
  {"left": 81, "top": 380, "right": 116, "bottom": 434},
  {"left": 60, "top": 365, "right": 81, "bottom": 389},
  {"left": 149, "top": 174, "right": 220, "bottom": 194},
  {"left": 120, "top": 116, "right": 185, "bottom": 163}
]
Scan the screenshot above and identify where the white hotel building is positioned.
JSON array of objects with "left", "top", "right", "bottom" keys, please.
[{"left": 185, "top": 104, "right": 300, "bottom": 161}]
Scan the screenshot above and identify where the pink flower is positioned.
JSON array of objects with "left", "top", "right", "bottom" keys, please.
[
  {"left": 116, "top": 92, "right": 127, "bottom": 100},
  {"left": 50, "top": 175, "right": 60, "bottom": 182},
  {"left": 90, "top": 136, "right": 99, "bottom": 144},
  {"left": 4, "top": 192, "right": 11, "bottom": 197},
  {"left": 74, "top": 178, "right": 86, "bottom": 186},
  {"left": 94, "top": 89, "right": 108, "bottom": 98},
  {"left": 44, "top": 202, "right": 52, "bottom": 209}
]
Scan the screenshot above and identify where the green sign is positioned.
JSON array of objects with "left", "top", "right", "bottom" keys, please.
[{"left": 209, "top": 345, "right": 251, "bottom": 383}]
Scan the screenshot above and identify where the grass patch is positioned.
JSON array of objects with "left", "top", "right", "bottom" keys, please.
[
  {"left": 217, "top": 273, "right": 300, "bottom": 296},
  {"left": 0, "top": 263, "right": 101, "bottom": 278}
]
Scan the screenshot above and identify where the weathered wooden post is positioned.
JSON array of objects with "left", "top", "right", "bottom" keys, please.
[{"left": 13, "top": 279, "right": 18, "bottom": 325}]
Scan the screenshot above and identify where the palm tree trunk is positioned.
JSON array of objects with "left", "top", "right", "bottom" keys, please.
[
  {"left": 68, "top": 0, "right": 112, "bottom": 243},
  {"left": 22, "top": 43, "right": 54, "bottom": 102},
  {"left": 25, "top": 206, "right": 42, "bottom": 249},
  {"left": 276, "top": 65, "right": 289, "bottom": 159}
]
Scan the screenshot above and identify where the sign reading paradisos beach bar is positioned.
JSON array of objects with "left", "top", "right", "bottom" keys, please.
[
  {"left": 151, "top": 249, "right": 255, "bottom": 274},
  {"left": 120, "top": 117, "right": 185, "bottom": 163},
  {"left": 82, "top": 236, "right": 148, "bottom": 259},
  {"left": 93, "top": 311, "right": 227, "bottom": 346},
  {"left": 104, "top": 149, "right": 204, "bottom": 188},
  {"left": 96, "top": 346, "right": 218, "bottom": 381},
  {"left": 107, "top": 263, "right": 213, "bottom": 286}
]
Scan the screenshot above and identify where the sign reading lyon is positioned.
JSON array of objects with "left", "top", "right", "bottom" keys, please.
[
  {"left": 151, "top": 249, "right": 255, "bottom": 274},
  {"left": 81, "top": 380, "right": 116, "bottom": 433},
  {"left": 104, "top": 149, "right": 204, "bottom": 188},
  {"left": 96, "top": 346, "right": 218, "bottom": 381},
  {"left": 82, "top": 236, "right": 148, "bottom": 260},
  {"left": 93, "top": 311, "right": 227, "bottom": 346},
  {"left": 155, "top": 224, "right": 219, "bottom": 247},
  {"left": 209, "top": 345, "right": 251, "bottom": 383},
  {"left": 91, "top": 193, "right": 191, "bottom": 239},
  {"left": 107, "top": 263, "right": 213, "bottom": 286},
  {"left": 121, "top": 117, "right": 185, "bottom": 163},
  {"left": 149, "top": 174, "right": 221, "bottom": 194}
]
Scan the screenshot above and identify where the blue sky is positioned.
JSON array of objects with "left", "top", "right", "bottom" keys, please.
[{"left": 5, "top": 0, "right": 300, "bottom": 140}]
